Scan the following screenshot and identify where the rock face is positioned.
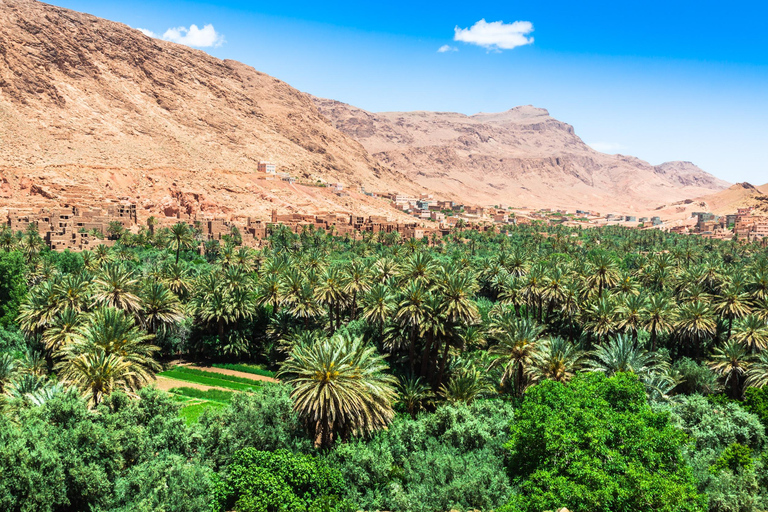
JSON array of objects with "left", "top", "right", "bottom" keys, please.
[
  {"left": 314, "top": 98, "right": 730, "bottom": 211},
  {"left": 0, "top": 0, "right": 419, "bottom": 220}
]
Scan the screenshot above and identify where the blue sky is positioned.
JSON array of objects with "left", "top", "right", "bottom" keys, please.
[{"left": 54, "top": 0, "right": 768, "bottom": 184}]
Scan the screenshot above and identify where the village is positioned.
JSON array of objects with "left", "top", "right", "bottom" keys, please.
[{"left": 4, "top": 162, "right": 767, "bottom": 251}]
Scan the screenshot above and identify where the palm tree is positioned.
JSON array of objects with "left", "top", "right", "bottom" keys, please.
[
  {"left": 528, "top": 336, "right": 584, "bottom": 383},
  {"left": 395, "top": 281, "right": 430, "bottom": 373},
  {"left": 616, "top": 293, "right": 647, "bottom": 340},
  {"left": 438, "top": 368, "right": 489, "bottom": 404},
  {"left": 161, "top": 262, "right": 194, "bottom": 300},
  {"left": 42, "top": 308, "right": 81, "bottom": 354},
  {"left": 584, "top": 252, "right": 620, "bottom": 296},
  {"left": 166, "top": 223, "right": 196, "bottom": 264},
  {"left": 675, "top": 300, "right": 717, "bottom": 358},
  {"left": 53, "top": 273, "right": 92, "bottom": 313},
  {"left": 708, "top": 340, "right": 751, "bottom": 399},
  {"left": 361, "top": 283, "right": 394, "bottom": 337},
  {"left": 731, "top": 315, "right": 768, "bottom": 352},
  {"left": 315, "top": 266, "right": 345, "bottom": 331},
  {"left": 745, "top": 351, "right": 768, "bottom": 389},
  {"left": 0, "top": 353, "right": 17, "bottom": 394},
  {"left": 488, "top": 315, "right": 545, "bottom": 396},
  {"left": 0, "top": 227, "right": 16, "bottom": 252},
  {"left": 713, "top": 284, "right": 752, "bottom": 339},
  {"left": 56, "top": 307, "right": 160, "bottom": 405},
  {"left": 585, "top": 333, "right": 669, "bottom": 377},
  {"left": 644, "top": 294, "right": 676, "bottom": 351},
  {"left": 278, "top": 334, "right": 398, "bottom": 448},
  {"left": 342, "top": 260, "right": 371, "bottom": 320},
  {"left": 140, "top": 283, "right": 184, "bottom": 334},
  {"left": 92, "top": 264, "right": 142, "bottom": 312},
  {"left": 582, "top": 295, "right": 618, "bottom": 345},
  {"left": 398, "top": 375, "right": 433, "bottom": 418}
]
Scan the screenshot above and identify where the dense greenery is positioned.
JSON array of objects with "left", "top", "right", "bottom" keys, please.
[{"left": 1, "top": 220, "right": 768, "bottom": 510}]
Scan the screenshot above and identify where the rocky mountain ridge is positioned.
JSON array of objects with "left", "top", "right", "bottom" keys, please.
[{"left": 314, "top": 98, "right": 730, "bottom": 212}]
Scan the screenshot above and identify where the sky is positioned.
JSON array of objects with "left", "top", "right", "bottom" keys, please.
[{"left": 53, "top": 0, "right": 768, "bottom": 184}]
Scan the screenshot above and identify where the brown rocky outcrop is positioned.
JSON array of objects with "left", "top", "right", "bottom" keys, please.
[{"left": 314, "top": 98, "right": 730, "bottom": 211}]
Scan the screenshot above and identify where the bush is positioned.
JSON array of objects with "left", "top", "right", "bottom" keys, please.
[
  {"left": 502, "top": 373, "right": 705, "bottom": 512},
  {"left": 326, "top": 399, "right": 515, "bottom": 512},
  {"left": 213, "top": 448, "right": 353, "bottom": 512},
  {"left": 743, "top": 387, "right": 768, "bottom": 430}
]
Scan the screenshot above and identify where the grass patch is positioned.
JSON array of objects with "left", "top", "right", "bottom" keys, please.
[
  {"left": 179, "top": 401, "right": 226, "bottom": 425},
  {"left": 170, "top": 387, "right": 234, "bottom": 403},
  {"left": 159, "top": 366, "right": 264, "bottom": 391},
  {"left": 212, "top": 363, "right": 276, "bottom": 379}
]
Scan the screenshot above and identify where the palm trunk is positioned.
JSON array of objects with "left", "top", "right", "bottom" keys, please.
[
  {"left": 435, "top": 339, "right": 451, "bottom": 388},
  {"left": 420, "top": 331, "right": 434, "bottom": 378},
  {"left": 409, "top": 324, "right": 417, "bottom": 374},
  {"left": 328, "top": 303, "right": 335, "bottom": 332}
]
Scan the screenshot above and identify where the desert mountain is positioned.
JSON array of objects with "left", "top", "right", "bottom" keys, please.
[
  {"left": 0, "top": 0, "right": 420, "bottom": 221},
  {"left": 313, "top": 98, "right": 730, "bottom": 212}
]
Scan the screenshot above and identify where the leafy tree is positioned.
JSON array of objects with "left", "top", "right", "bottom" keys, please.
[{"left": 502, "top": 373, "right": 705, "bottom": 512}]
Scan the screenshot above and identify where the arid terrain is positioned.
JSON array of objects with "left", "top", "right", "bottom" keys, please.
[
  {"left": 0, "top": 0, "right": 732, "bottom": 222},
  {"left": 313, "top": 98, "right": 730, "bottom": 212},
  {"left": 0, "top": 0, "right": 419, "bottom": 222}
]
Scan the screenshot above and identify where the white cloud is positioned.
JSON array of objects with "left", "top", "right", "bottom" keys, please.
[
  {"left": 438, "top": 45, "right": 458, "bottom": 53},
  {"left": 162, "top": 24, "right": 225, "bottom": 48},
  {"left": 589, "top": 142, "right": 628, "bottom": 153},
  {"left": 135, "top": 24, "right": 225, "bottom": 48},
  {"left": 136, "top": 28, "right": 158, "bottom": 38},
  {"left": 454, "top": 19, "right": 534, "bottom": 51}
]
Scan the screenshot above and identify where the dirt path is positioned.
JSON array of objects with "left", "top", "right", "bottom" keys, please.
[
  {"left": 186, "top": 365, "right": 279, "bottom": 383},
  {"left": 152, "top": 375, "right": 232, "bottom": 393}
]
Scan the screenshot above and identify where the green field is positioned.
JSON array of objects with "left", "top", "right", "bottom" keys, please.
[
  {"left": 211, "top": 363, "right": 276, "bottom": 379},
  {"left": 159, "top": 366, "right": 267, "bottom": 423},
  {"left": 159, "top": 366, "right": 265, "bottom": 391}
]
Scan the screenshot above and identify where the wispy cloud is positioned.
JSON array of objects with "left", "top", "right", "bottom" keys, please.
[
  {"left": 454, "top": 19, "right": 534, "bottom": 51},
  {"left": 438, "top": 45, "right": 458, "bottom": 53},
  {"left": 589, "top": 142, "right": 628, "bottom": 153},
  {"left": 136, "top": 24, "right": 225, "bottom": 48}
]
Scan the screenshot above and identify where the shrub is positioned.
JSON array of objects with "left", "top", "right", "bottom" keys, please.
[
  {"left": 502, "top": 373, "right": 705, "bottom": 512},
  {"left": 213, "top": 448, "right": 353, "bottom": 512}
]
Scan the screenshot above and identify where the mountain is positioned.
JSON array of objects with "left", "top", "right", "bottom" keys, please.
[
  {"left": 313, "top": 98, "right": 730, "bottom": 212},
  {"left": 0, "top": 0, "right": 419, "bottom": 221}
]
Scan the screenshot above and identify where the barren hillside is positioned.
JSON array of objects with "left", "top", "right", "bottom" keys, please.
[
  {"left": 314, "top": 98, "right": 730, "bottom": 212},
  {"left": 0, "top": 0, "right": 420, "bottom": 220}
]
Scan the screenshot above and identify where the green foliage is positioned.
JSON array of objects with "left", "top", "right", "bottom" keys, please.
[
  {"left": 180, "top": 401, "right": 227, "bottom": 425},
  {"left": 213, "top": 448, "right": 352, "bottom": 512},
  {"left": 327, "top": 399, "right": 515, "bottom": 512},
  {"left": 710, "top": 444, "right": 754, "bottom": 474},
  {"left": 503, "top": 373, "right": 706, "bottom": 512},
  {"left": 661, "top": 394, "right": 767, "bottom": 512},
  {"left": 197, "top": 384, "right": 310, "bottom": 469},
  {"left": 0, "top": 252, "right": 27, "bottom": 329},
  {"left": 743, "top": 387, "right": 768, "bottom": 430}
]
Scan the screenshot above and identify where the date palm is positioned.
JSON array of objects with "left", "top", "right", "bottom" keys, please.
[
  {"left": 278, "top": 333, "right": 398, "bottom": 448},
  {"left": 488, "top": 315, "right": 545, "bottom": 396},
  {"left": 56, "top": 307, "right": 159, "bottom": 405},
  {"left": 398, "top": 375, "right": 433, "bottom": 418},
  {"left": 395, "top": 281, "right": 430, "bottom": 373},
  {"left": 92, "top": 263, "right": 142, "bottom": 312},
  {"left": 342, "top": 260, "right": 371, "bottom": 320},
  {"left": 361, "top": 283, "right": 394, "bottom": 337},
  {"left": 585, "top": 333, "right": 669, "bottom": 378},
  {"left": 161, "top": 262, "right": 194, "bottom": 300},
  {"left": 582, "top": 295, "right": 618, "bottom": 345},
  {"left": 731, "top": 315, "right": 768, "bottom": 352},
  {"left": 438, "top": 368, "right": 489, "bottom": 404},
  {"left": 17, "top": 280, "right": 60, "bottom": 335},
  {"left": 713, "top": 284, "right": 752, "bottom": 339},
  {"left": 644, "top": 294, "right": 676, "bottom": 351},
  {"left": 708, "top": 340, "right": 751, "bottom": 399},
  {"left": 0, "top": 353, "right": 17, "bottom": 394},
  {"left": 675, "top": 300, "right": 717, "bottom": 358},
  {"left": 616, "top": 293, "right": 647, "bottom": 340},
  {"left": 53, "top": 273, "right": 92, "bottom": 313},
  {"left": 745, "top": 351, "right": 768, "bottom": 389},
  {"left": 166, "top": 222, "right": 196, "bottom": 264},
  {"left": 140, "top": 283, "right": 184, "bottom": 334},
  {"left": 42, "top": 308, "right": 81, "bottom": 354},
  {"left": 315, "top": 266, "right": 345, "bottom": 331},
  {"left": 584, "top": 252, "right": 620, "bottom": 296},
  {"left": 528, "top": 336, "right": 584, "bottom": 383}
]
